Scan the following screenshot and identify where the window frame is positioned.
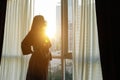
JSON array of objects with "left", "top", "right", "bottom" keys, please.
[{"left": 53, "top": 0, "right": 72, "bottom": 80}]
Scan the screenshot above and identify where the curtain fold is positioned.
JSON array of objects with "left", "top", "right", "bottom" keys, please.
[
  {"left": 95, "top": 0, "right": 120, "bottom": 80},
  {"left": 0, "top": 0, "right": 34, "bottom": 80},
  {"left": 0, "top": 0, "right": 7, "bottom": 64},
  {"left": 72, "top": 0, "right": 102, "bottom": 80}
]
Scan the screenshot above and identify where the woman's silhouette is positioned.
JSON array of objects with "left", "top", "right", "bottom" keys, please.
[{"left": 21, "top": 15, "right": 52, "bottom": 80}]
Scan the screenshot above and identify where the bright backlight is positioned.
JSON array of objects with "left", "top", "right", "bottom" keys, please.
[
  {"left": 34, "top": 0, "right": 57, "bottom": 39},
  {"left": 45, "top": 23, "right": 56, "bottom": 39}
]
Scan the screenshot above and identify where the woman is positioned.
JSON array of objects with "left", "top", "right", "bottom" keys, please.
[{"left": 21, "top": 15, "right": 52, "bottom": 80}]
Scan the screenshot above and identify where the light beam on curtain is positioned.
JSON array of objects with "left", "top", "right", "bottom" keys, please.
[
  {"left": 0, "top": 0, "right": 34, "bottom": 80},
  {"left": 72, "top": 0, "right": 103, "bottom": 80}
]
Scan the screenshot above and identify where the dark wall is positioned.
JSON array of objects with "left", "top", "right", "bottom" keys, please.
[
  {"left": 0, "top": 0, "right": 7, "bottom": 64},
  {"left": 95, "top": 0, "right": 120, "bottom": 80}
]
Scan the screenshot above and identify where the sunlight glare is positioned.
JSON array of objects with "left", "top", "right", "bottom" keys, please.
[
  {"left": 34, "top": 0, "right": 57, "bottom": 39},
  {"left": 45, "top": 24, "right": 56, "bottom": 39}
]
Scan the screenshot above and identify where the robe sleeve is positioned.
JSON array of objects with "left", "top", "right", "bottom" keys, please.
[{"left": 21, "top": 32, "right": 33, "bottom": 55}]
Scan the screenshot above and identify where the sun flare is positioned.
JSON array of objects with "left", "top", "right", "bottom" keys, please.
[
  {"left": 34, "top": 0, "right": 58, "bottom": 39},
  {"left": 45, "top": 24, "right": 56, "bottom": 39}
]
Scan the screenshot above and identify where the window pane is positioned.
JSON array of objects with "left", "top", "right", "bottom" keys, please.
[
  {"left": 65, "top": 59, "right": 73, "bottom": 80},
  {"left": 51, "top": 0, "right": 61, "bottom": 57},
  {"left": 68, "top": 0, "right": 73, "bottom": 53},
  {"left": 48, "top": 59, "right": 62, "bottom": 80}
]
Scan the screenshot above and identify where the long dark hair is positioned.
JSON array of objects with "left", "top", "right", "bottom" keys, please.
[{"left": 31, "top": 15, "right": 46, "bottom": 31}]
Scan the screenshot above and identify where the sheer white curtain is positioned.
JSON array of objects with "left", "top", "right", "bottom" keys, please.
[
  {"left": 72, "top": 0, "right": 103, "bottom": 80},
  {"left": 0, "top": 0, "right": 34, "bottom": 80}
]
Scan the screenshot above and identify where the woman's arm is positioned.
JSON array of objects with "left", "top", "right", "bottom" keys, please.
[{"left": 21, "top": 32, "right": 33, "bottom": 55}]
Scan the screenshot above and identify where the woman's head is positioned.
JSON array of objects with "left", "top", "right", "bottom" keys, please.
[{"left": 31, "top": 15, "right": 46, "bottom": 31}]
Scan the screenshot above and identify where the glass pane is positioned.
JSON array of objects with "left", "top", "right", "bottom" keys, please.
[
  {"left": 52, "top": 0, "right": 61, "bottom": 57},
  {"left": 68, "top": 0, "right": 73, "bottom": 53},
  {"left": 48, "top": 59, "right": 62, "bottom": 80},
  {"left": 65, "top": 59, "right": 73, "bottom": 80}
]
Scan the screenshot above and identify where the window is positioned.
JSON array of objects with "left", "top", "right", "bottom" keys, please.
[{"left": 34, "top": 0, "right": 73, "bottom": 80}]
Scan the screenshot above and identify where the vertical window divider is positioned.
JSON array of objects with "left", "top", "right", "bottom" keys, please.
[{"left": 61, "top": 0, "right": 68, "bottom": 80}]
